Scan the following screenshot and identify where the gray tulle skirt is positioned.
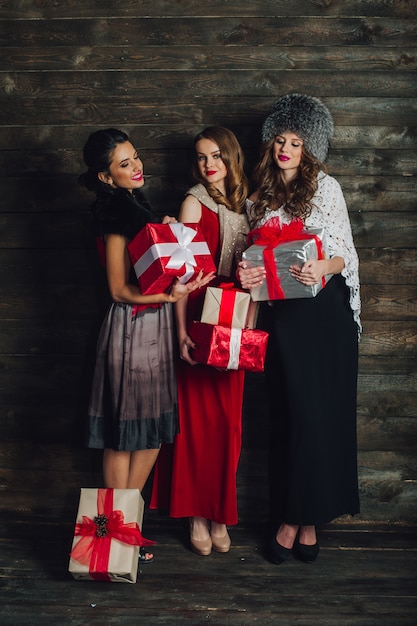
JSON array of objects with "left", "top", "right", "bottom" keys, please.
[{"left": 86, "top": 302, "right": 178, "bottom": 451}]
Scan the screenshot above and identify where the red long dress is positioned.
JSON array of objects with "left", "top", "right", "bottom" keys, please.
[{"left": 150, "top": 205, "right": 245, "bottom": 525}]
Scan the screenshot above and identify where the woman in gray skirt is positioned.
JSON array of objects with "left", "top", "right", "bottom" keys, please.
[{"left": 80, "top": 129, "right": 213, "bottom": 558}]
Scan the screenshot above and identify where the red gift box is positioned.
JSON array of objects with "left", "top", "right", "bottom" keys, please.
[
  {"left": 128, "top": 222, "right": 216, "bottom": 295},
  {"left": 68, "top": 488, "right": 155, "bottom": 583},
  {"left": 189, "top": 321, "right": 268, "bottom": 373}
]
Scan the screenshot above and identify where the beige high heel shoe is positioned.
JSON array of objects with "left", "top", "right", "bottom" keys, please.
[
  {"left": 211, "top": 530, "right": 231, "bottom": 553},
  {"left": 189, "top": 518, "right": 212, "bottom": 556}
]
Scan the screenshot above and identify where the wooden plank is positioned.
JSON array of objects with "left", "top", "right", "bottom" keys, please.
[
  {"left": 0, "top": 405, "right": 95, "bottom": 443},
  {"left": 357, "top": 391, "right": 417, "bottom": 418},
  {"left": 359, "top": 321, "right": 417, "bottom": 356},
  {"left": 1, "top": 0, "right": 415, "bottom": 19},
  {"left": 0, "top": 319, "right": 102, "bottom": 355},
  {"left": 1, "top": 17, "right": 415, "bottom": 48},
  {"left": 0, "top": 285, "right": 111, "bottom": 319},
  {"left": 0, "top": 249, "right": 107, "bottom": 285},
  {"left": 358, "top": 372, "right": 417, "bottom": 393},
  {"left": 359, "top": 249, "right": 417, "bottom": 284},
  {"left": 2, "top": 45, "right": 417, "bottom": 72},
  {"left": 360, "top": 284, "right": 417, "bottom": 320},
  {"left": 1, "top": 96, "right": 416, "bottom": 127},
  {"left": 0, "top": 598, "right": 414, "bottom": 626},
  {"left": 357, "top": 416, "right": 417, "bottom": 451},
  {"left": 1, "top": 71, "right": 416, "bottom": 102}
]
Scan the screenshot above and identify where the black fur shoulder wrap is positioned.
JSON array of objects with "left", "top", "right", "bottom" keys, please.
[{"left": 93, "top": 188, "right": 158, "bottom": 241}]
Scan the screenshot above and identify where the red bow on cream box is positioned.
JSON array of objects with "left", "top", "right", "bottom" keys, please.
[
  {"left": 201, "top": 283, "right": 251, "bottom": 329},
  {"left": 128, "top": 222, "right": 216, "bottom": 295},
  {"left": 190, "top": 321, "right": 268, "bottom": 373},
  {"left": 242, "top": 218, "right": 332, "bottom": 301},
  {"left": 68, "top": 488, "right": 155, "bottom": 583}
]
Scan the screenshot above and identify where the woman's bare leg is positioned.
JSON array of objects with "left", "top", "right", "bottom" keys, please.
[
  {"left": 103, "top": 449, "right": 131, "bottom": 488},
  {"left": 127, "top": 448, "right": 160, "bottom": 491},
  {"left": 103, "top": 447, "right": 159, "bottom": 562},
  {"left": 103, "top": 448, "right": 159, "bottom": 491}
]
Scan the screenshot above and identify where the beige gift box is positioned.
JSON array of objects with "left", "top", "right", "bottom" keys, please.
[
  {"left": 201, "top": 286, "right": 251, "bottom": 329},
  {"left": 68, "top": 488, "right": 145, "bottom": 583}
]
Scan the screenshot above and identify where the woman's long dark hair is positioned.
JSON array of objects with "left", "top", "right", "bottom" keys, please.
[
  {"left": 79, "top": 128, "right": 154, "bottom": 239},
  {"left": 79, "top": 128, "right": 129, "bottom": 194}
]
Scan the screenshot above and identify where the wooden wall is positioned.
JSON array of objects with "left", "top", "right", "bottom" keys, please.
[{"left": 0, "top": 1, "right": 416, "bottom": 527}]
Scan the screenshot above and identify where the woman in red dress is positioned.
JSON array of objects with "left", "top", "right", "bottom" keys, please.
[{"left": 151, "top": 127, "right": 250, "bottom": 555}]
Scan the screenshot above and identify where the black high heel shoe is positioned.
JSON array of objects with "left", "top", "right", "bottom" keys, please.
[
  {"left": 293, "top": 537, "right": 320, "bottom": 563},
  {"left": 267, "top": 536, "right": 293, "bottom": 564}
]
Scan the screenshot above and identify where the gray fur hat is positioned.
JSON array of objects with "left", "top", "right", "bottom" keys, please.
[{"left": 262, "top": 93, "right": 334, "bottom": 162}]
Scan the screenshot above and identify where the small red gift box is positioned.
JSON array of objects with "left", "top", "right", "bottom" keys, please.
[
  {"left": 128, "top": 222, "right": 216, "bottom": 295},
  {"left": 189, "top": 321, "right": 268, "bottom": 373},
  {"left": 68, "top": 488, "right": 155, "bottom": 583},
  {"left": 242, "top": 219, "right": 332, "bottom": 301},
  {"left": 200, "top": 283, "right": 251, "bottom": 329}
]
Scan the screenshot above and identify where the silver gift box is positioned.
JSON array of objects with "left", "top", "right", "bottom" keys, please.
[{"left": 242, "top": 228, "right": 332, "bottom": 301}]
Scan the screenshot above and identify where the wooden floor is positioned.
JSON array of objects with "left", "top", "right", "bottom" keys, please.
[{"left": 0, "top": 507, "right": 416, "bottom": 626}]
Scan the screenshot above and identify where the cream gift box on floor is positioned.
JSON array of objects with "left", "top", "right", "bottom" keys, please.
[{"left": 69, "top": 488, "right": 154, "bottom": 583}]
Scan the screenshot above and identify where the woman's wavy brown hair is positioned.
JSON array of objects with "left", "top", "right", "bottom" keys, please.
[
  {"left": 250, "top": 138, "right": 324, "bottom": 228},
  {"left": 191, "top": 126, "right": 249, "bottom": 214}
]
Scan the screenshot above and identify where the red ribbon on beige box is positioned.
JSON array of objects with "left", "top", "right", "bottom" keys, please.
[{"left": 70, "top": 488, "right": 155, "bottom": 581}]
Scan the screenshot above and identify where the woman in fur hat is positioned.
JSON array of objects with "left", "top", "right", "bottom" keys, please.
[
  {"left": 80, "top": 129, "right": 213, "bottom": 560},
  {"left": 238, "top": 94, "right": 361, "bottom": 564}
]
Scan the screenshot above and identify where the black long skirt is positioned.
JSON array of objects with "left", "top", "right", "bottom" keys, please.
[{"left": 259, "top": 274, "right": 360, "bottom": 528}]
